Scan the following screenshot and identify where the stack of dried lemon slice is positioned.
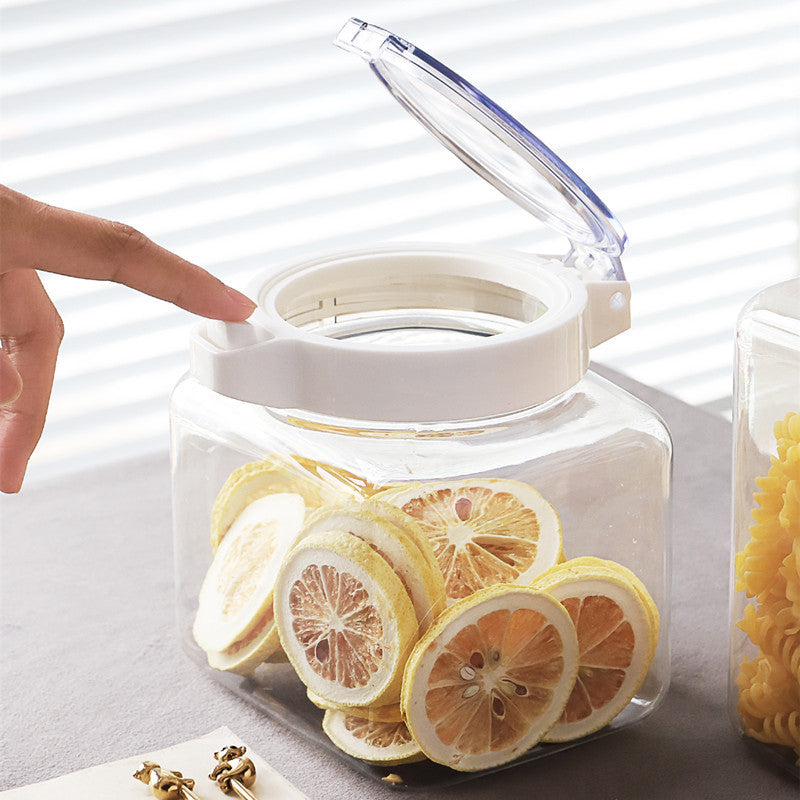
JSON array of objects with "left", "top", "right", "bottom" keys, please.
[
  {"left": 194, "top": 491, "right": 304, "bottom": 673},
  {"left": 194, "top": 456, "right": 362, "bottom": 674},
  {"left": 193, "top": 460, "right": 659, "bottom": 772}
]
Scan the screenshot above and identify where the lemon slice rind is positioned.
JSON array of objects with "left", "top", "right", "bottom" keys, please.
[
  {"left": 210, "top": 456, "right": 359, "bottom": 551},
  {"left": 307, "top": 689, "right": 405, "bottom": 722},
  {"left": 205, "top": 615, "right": 283, "bottom": 676}
]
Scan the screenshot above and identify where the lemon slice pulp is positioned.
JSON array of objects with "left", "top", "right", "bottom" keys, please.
[
  {"left": 300, "top": 503, "right": 445, "bottom": 634},
  {"left": 274, "top": 530, "right": 418, "bottom": 708},
  {"left": 376, "top": 479, "right": 562, "bottom": 603},
  {"left": 531, "top": 561, "right": 658, "bottom": 742}
]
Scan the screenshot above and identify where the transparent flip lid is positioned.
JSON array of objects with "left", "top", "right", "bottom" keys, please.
[{"left": 335, "top": 18, "right": 627, "bottom": 277}]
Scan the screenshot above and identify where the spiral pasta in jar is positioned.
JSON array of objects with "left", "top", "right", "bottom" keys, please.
[{"left": 730, "top": 278, "right": 800, "bottom": 777}]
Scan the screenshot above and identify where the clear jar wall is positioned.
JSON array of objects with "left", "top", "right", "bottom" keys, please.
[
  {"left": 729, "top": 278, "right": 800, "bottom": 775},
  {"left": 171, "top": 367, "right": 671, "bottom": 777}
]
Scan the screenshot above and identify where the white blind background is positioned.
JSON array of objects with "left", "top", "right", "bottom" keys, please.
[{"left": 1, "top": 0, "right": 799, "bottom": 482}]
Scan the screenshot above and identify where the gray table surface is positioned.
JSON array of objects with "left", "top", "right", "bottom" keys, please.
[{"left": 2, "top": 365, "right": 798, "bottom": 799}]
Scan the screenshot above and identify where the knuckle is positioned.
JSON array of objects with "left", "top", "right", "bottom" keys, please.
[
  {"left": 0, "top": 187, "right": 29, "bottom": 264},
  {"left": 0, "top": 184, "right": 24, "bottom": 216},
  {"left": 103, "top": 220, "right": 151, "bottom": 257},
  {"left": 2, "top": 308, "right": 64, "bottom": 352},
  {"left": 0, "top": 185, "right": 16, "bottom": 218},
  {"left": 51, "top": 309, "right": 65, "bottom": 345}
]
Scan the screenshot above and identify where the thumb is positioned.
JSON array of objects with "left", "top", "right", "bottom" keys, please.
[{"left": 0, "top": 347, "right": 22, "bottom": 404}]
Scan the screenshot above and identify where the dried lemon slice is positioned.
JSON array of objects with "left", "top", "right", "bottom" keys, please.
[
  {"left": 300, "top": 503, "right": 446, "bottom": 633},
  {"left": 375, "top": 479, "right": 562, "bottom": 603},
  {"left": 205, "top": 611, "right": 283, "bottom": 676},
  {"left": 274, "top": 530, "right": 418, "bottom": 708},
  {"left": 402, "top": 585, "right": 578, "bottom": 772},
  {"left": 210, "top": 455, "right": 360, "bottom": 551},
  {"left": 322, "top": 709, "right": 424, "bottom": 765},
  {"left": 194, "top": 492, "right": 306, "bottom": 653},
  {"left": 307, "top": 689, "right": 404, "bottom": 723},
  {"left": 531, "top": 560, "right": 658, "bottom": 742},
  {"left": 360, "top": 500, "right": 441, "bottom": 575},
  {"left": 549, "top": 556, "right": 660, "bottom": 654}
]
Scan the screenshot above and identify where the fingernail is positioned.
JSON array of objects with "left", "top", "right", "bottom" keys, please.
[{"left": 225, "top": 287, "right": 257, "bottom": 319}]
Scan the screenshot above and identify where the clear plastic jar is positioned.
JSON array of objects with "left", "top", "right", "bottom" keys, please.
[
  {"left": 171, "top": 18, "right": 672, "bottom": 784},
  {"left": 171, "top": 242, "right": 671, "bottom": 784},
  {"left": 730, "top": 278, "right": 800, "bottom": 776}
]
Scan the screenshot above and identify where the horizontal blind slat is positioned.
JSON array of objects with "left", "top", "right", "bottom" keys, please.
[{"left": 2, "top": 0, "right": 797, "bottom": 481}]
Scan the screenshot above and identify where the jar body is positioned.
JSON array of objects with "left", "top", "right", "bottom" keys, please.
[
  {"left": 729, "top": 278, "right": 800, "bottom": 775},
  {"left": 171, "top": 367, "right": 671, "bottom": 779}
]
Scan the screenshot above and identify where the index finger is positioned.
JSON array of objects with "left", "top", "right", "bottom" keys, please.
[{"left": 0, "top": 185, "right": 256, "bottom": 321}]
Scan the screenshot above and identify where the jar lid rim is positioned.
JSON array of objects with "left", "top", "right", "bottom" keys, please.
[{"left": 190, "top": 244, "right": 630, "bottom": 421}]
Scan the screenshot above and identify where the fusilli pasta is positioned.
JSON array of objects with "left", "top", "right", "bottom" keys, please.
[{"left": 735, "top": 411, "right": 800, "bottom": 761}]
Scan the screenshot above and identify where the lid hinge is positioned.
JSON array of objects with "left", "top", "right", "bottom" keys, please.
[{"left": 564, "top": 245, "right": 626, "bottom": 282}]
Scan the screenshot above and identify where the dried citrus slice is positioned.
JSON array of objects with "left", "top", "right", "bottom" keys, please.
[
  {"left": 300, "top": 503, "right": 446, "bottom": 633},
  {"left": 210, "top": 455, "right": 360, "bottom": 551},
  {"left": 375, "top": 479, "right": 562, "bottom": 603},
  {"left": 531, "top": 561, "right": 658, "bottom": 742},
  {"left": 360, "top": 500, "right": 440, "bottom": 571},
  {"left": 274, "top": 530, "right": 418, "bottom": 707},
  {"left": 205, "top": 611, "right": 282, "bottom": 675},
  {"left": 194, "top": 492, "right": 307, "bottom": 653},
  {"left": 402, "top": 585, "right": 578, "bottom": 772},
  {"left": 323, "top": 709, "right": 425, "bottom": 765},
  {"left": 550, "top": 556, "right": 660, "bottom": 652},
  {"left": 307, "top": 689, "right": 404, "bottom": 722}
]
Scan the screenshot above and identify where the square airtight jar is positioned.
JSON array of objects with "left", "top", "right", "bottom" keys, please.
[
  {"left": 171, "top": 18, "right": 671, "bottom": 786},
  {"left": 171, "top": 243, "right": 672, "bottom": 786}
]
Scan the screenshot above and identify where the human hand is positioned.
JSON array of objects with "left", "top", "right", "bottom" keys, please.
[{"left": 0, "top": 185, "right": 256, "bottom": 493}]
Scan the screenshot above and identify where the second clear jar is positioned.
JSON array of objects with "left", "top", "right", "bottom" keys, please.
[{"left": 730, "top": 278, "right": 800, "bottom": 776}]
